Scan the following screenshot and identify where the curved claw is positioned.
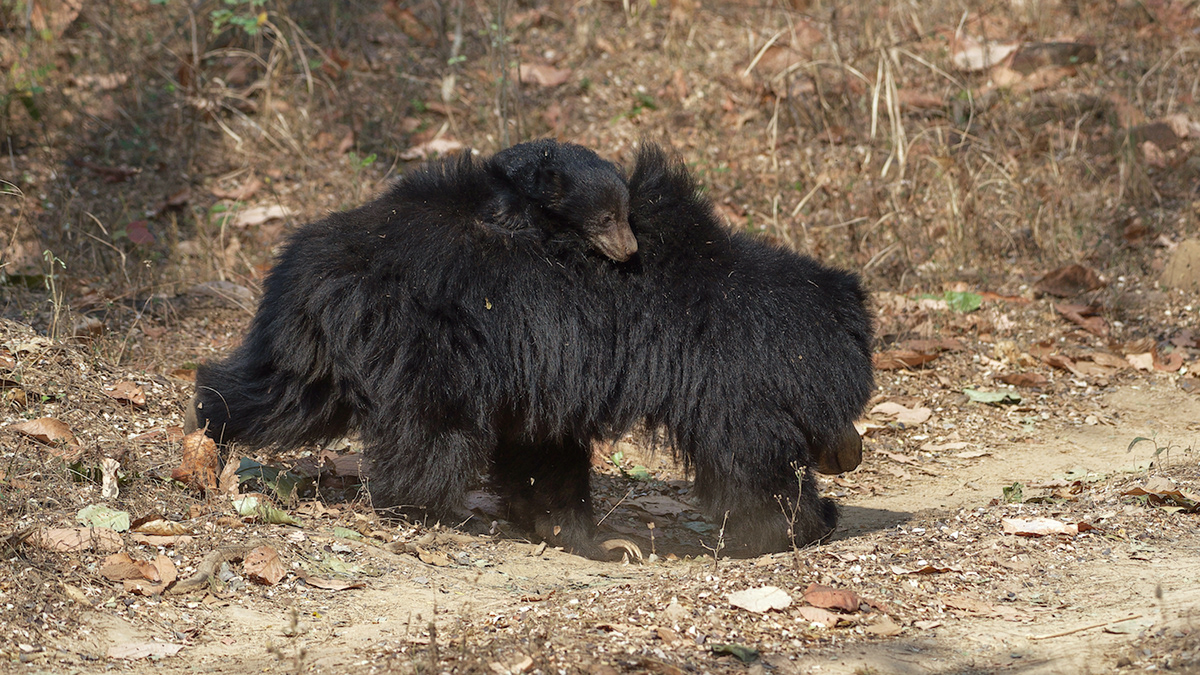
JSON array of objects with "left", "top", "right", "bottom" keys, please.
[
  {"left": 814, "top": 425, "right": 863, "bottom": 475},
  {"left": 599, "top": 537, "right": 644, "bottom": 562}
]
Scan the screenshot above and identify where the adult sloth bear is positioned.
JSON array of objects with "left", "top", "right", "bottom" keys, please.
[
  {"left": 189, "top": 140, "right": 873, "bottom": 560},
  {"left": 603, "top": 143, "right": 874, "bottom": 555}
]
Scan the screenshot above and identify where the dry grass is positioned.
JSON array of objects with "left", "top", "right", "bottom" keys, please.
[{"left": 0, "top": 1, "right": 1196, "bottom": 330}]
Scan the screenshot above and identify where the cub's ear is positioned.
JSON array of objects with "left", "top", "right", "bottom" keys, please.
[
  {"left": 493, "top": 140, "right": 558, "bottom": 201},
  {"left": 493, "top": 145, "right": 535, "bottom": 179}
]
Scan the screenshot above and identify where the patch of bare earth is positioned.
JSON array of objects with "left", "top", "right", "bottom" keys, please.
[{"left": 2, "top": 287, "right": 1199, "bottom": 674}]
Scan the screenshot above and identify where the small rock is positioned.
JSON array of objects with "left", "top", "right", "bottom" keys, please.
[
  {"left": 1162, "top": 239, "right": 1200, "bottom": 291},
  {"left": 662, "top": 601, "right": 689, "bottom": 622}
]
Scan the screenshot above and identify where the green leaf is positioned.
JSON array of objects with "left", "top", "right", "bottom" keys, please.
[
  {"left": 332, "top": 527, "right": 364, "bottom": 541},
  {"left": 943, "top": 291, "right": 983, "bottom": 313},
  {"left": 1002, "top": 482, "right": 1024, "bottom": 503},
  {"left": 232, "top": 495, "right": 300, "bottom": 526},
  {"left": 633, "top": 92, "right": 658, "bottom": 110},
  {"left": 1126, "top": 436, "right": 1156, "bottom": 454},
  {"left": 77, "top": 504, "right": 131, "bottom": 531},
  {"left": 626, "top": 465, "right": 653, "bottom": 481},
  {"left": 712, "top": 643, "right": 759, "bottom": 663},
  {"left": 236, "top": 457, "right": 301, "bottom": 501},
  {"left": 915, "top": 291, "right": 983, "bottom": 313},
  {"left": 963, "top": 388, "right": 1021, "bottom": 405}
]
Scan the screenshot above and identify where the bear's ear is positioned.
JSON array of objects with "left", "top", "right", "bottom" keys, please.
[
  {"left": 493, "top": 148, "right": 537, "bottom": 185},
  {"left": 493, "top": 140, "right": 560, "bottom": 203}
]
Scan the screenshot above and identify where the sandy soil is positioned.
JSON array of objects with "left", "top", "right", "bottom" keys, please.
[{"left": 2, "top": 305, "right": 1198, "bottom": 674}]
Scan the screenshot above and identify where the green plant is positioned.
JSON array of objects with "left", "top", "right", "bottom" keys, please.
[
  {"left": 1127, "top": 435, "right": 1189, "bottom": 468},
  {"left": 606, "top": 449, "right": 652, "bottom": 481},
  {"left": 210, "top": 0, "right": 269, "bottom": 36},
  {"left": 3, "top": 61, "right": 54, "bottom": 127},
  {"left": 1002, "top": 482, "right": 1025, "bottom": 503},
  {"left": 347, "top": 151, "right": 377, "bottom": 171}
]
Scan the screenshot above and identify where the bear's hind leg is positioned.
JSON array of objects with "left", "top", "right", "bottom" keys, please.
[
  {"left": 492, "top": 434, "right": 624, "bottom": 560},
  {"left": 363, "top": 417, "right": 491, "bottom": 530}
]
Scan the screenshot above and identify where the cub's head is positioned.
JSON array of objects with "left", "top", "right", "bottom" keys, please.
[{"left": 492, "top": 139, "right": 637, "bottom": 262}]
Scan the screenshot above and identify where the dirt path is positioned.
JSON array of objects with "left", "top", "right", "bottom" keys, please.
[
  {"left": 14, "top": 368, "right": 1191, "bottom": 675},
  {"left": 803, "top": 382, "right": 1200, "bottom": 674}
]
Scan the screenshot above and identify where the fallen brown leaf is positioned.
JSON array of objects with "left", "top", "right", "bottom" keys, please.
[
  {"left": 244, "top": 545, "right": 285, "bottom": 585},
  {"left": 100, "top": 457, "right": 120, "bottom": 499},
  {"left": 803, "top": 583, "right": 860, "bottom": 612},
  {"left": 400, "top": 137, "right": 465, "bottom": 161},
  {"left": 124, "top": 555, "right": 177, "bottom": 596},
  {"left": 1036, "top": 264, "right": 1105, "bottom": 297},
  {"left": 129, "top": 534, "right": 195, "bottom": 547},
  {"left": 864, "top": 615, "right": 903, "bottom": 636},
  {"left": 383, "top": 0, "right": 435, "bottom": 45},
  {"left": 133, "top": 518, "right": 192, "bottom": 536},
  {"left": 30, "top": 527, "right": 122, "bottom": 553},
  {"left": 414, "top": 546, "right": 452, "bottom": 567},
  {"left": 997, "top": 372, "right": 1049, "bottom": 387},
  {"left": 230, "top": 204, "right": 294, "bottom": 228},
  {"left": 873, "top": 349, "right": 939, "bottom": 370},
  {"left": 126, "top": 220, "right": 155, "bottom": 245},
  {"left": 869, "top": 401, "right": 932, "bottom": 426},
  {"left": 795, "top": 605, "right": 841, "bottom": 627},
  {"left": 728, "top": 586, "right": 792, "bottom": 613},
  {"left": 1089, "top": 352, "right": 1130, "bottom": 369},
  {"left": 1043, "top": 353, "right": 1082, "bottom": 376},
  {"left": 100, "top": 552, "right": 148, "bottom": 581},
  {"left": 10, "top": 417, "right": 77, "bottom": 446},
  {"left": 1154, "top": 350, "right": 1184, "bottom": 372},
  {"left": 104, "top": 380, "right": 146, "bottom": 407},
  {"left": 172, "top": 429, "right": 220, "bottom": 492},
  {"left": 30, "top": 0, "right": 83, "bottom": 39},
  {"left": 951, "top": 36, "right": 1018, "bottom": 71},
  {"left": 1054, "top": 303, "right": 1109, "bottom": 337},
  {"left": 519, "top": 63, "right": 572, "bottom": 88},
  {"left": 1141, "top": 141, "right": 1168, "bottom": 168},
  {"left": 1126, "top": 352, "right": 1154, "bottom": 371}
]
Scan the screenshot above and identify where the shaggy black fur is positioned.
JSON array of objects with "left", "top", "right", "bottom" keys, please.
[
  {"left": 604, "top": 144, "right": 875, "bottom": 554},
  {"left": 189, "top": 140, "right": 637, "bottom": 558},
  {"left": 189, "top": 139, "right": 874, "bottom": 560}
]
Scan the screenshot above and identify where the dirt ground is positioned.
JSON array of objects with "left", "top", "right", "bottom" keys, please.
[
  {"left": 2, "top": 301, "right": 1199, "bottom": 675},
  {"left": 2, "top": 0, "right": 1200, "bottom": 672}
]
